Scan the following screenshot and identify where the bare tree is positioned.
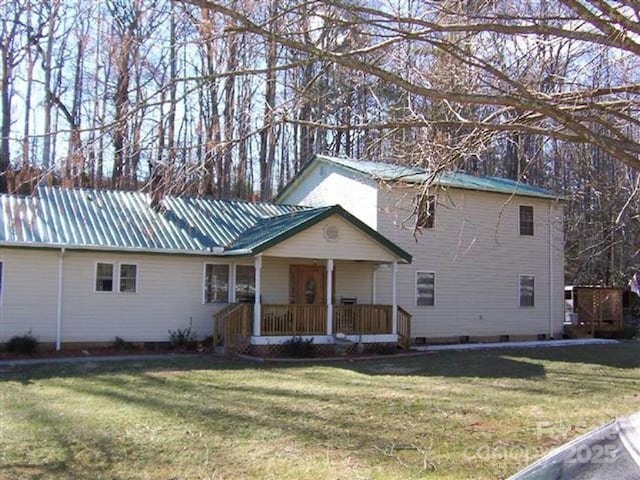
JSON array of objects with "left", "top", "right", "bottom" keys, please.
[
  {"left": 0, "top": 1, "right": 29, "bottom": 192},
  {"left": 189, "top": 0, "right": 640, "bottom": 173}
]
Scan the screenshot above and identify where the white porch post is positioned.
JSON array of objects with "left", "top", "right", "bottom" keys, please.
[
  {"left": 326, "top": 259, "right": 334, "bottom": 336},
  {"left": 391, "top": 261, "right": 398, "bottom": 335},
  {"left": 229, "top": 263, "right": 237, "bottom": 303},
  {"left": 372, "top": 265, "right": 378, "bottom": 304},
  {"left": 253, "top": 255, "right": 262, "bottom": 336}
]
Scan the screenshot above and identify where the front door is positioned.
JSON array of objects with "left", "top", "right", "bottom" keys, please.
[{"left": 289, "top": 265, "right": 327, "bottom": 304}]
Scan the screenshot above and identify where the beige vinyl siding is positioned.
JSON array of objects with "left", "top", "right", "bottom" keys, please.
[
  {"left": 263, "top": 215, "right": 397, "bottom": 262},
  {"left": 261, "top": 257, "right": 291, "bottom": 304},
  {"left": 0, "top": 250, "right": 231, "bottom": 343},
  {"left": 334, "top": 260, "right": 375, "bottom": 303},
  {"left": 60, "top": 251, "right": 227, "bottom": 342},
  {"left": 0, "top": 247, "right": 378, "bottom": 343},
  {"left": 376, "top": 186, "right": 565, "bottom": 339},
  {"left": 279, "top": 161, "right": 379, "bottom": 229},
  {"left": 0, "top": 248, "right": 59, "bottom": 342}
]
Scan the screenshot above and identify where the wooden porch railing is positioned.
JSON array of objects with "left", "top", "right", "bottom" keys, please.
[
  {"left": 213, "top": 303, "right": 252, "bottom": 353},
  {"left": 213, "top": 303, "right": 238, "bottom": 346},
  {"left": 397, "top": 306, "right": 412, "bottom": 350},
  {"left": 261, "top": 304, "right": 326, "bottom": 336},
  {"left": 215, "top": 303, "right": 411, "bottom": 348},
  {"left": 333, "top": 305, "right": 393, "bottom": 335}
]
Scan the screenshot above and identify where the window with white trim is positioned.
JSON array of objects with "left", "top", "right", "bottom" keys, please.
[
  {"left": 96, "top": 262, "right": 138, "bottom": 293},
  {"left": 235, "top": 265, "right": 255, "bottom": 303},
  {"left": 519, "top": 205, "right": 534, "bottom": 236},
  {"left": 416, "top": 271, "right": 435, "bottom": 306},
  {"left": 204, "top": 264, "right": 229, "bottom": 303},
  {"left": 119, "top": 264, "right": 138, "bottom": 293},
  {"left": 519, "top": 275, "right": 535, "bottom": 307},
  {"left": 96, "top": 263, "right": 114, "bottom": 292}
]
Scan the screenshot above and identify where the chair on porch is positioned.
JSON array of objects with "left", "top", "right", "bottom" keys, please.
[{"left": 336, "top": 297, "right": 357, "bottom": 334}]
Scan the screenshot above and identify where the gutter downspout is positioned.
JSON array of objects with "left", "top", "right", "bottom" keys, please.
[
  {"left": 548, "top": 204, "right": 554, "bottom": 339},
  {"left": 56, "top": 247, "right": 65, "bottom": 351}
]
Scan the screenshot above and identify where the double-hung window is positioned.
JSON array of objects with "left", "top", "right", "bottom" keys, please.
[
  {"left": 519, "top": 275, "right": 535, "bottom": 307},
  {"left": 96, "top": 263, "right": 115, "bottom": 292},
  {"left": 235, "top": 265, "right": 255, "bottom": 303},
  {"left": 95, "top": 262, "right": 137, "bottom": 293},
  {"left": 204, "top": 264, "right": 230, "bottom": 303},
  {"left": 416, "top": 271, "right": 435, "bottom": 306},
  {"left": 119, "top": 264, "right": 138, "bottom": 293},
  {"left": 519, "top": 206, "right": 534, "bottom": 236}
]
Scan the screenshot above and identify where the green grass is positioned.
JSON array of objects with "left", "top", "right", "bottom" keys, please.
[{"left": 0, "top": 344, "right": 638, "bottom": 479}]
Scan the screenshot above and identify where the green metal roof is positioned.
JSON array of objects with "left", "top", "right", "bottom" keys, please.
[
  {"left": 226, "top": 205, "right": 412, "bottom": 262},
  {"left": 0, "top": 186, "right": 301, "bottom": 253},
  {"left": 277, "top": 155, "right": 561, "bottom": 200},
  {"left": 0, "top": 186, "right": 410, "bottom": 261},
  {"left": 227, "top": 207, "right": 334, "bottom": 252}
]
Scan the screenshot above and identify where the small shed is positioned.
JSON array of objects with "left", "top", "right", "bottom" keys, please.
[{"left": 565, "top": 286, "right": 624, "bottom": 337}]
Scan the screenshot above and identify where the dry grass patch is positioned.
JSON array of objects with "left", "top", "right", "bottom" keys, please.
[{"left": 0, "top": 344, "right": 638, "bottom": 479}]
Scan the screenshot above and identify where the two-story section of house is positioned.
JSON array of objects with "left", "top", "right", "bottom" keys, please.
[{"left": 276, "top": 155, "right": 565, "bottom": 343}]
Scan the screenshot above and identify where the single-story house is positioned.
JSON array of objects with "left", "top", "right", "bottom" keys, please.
[{"left": 0, "top": 186, "right": 411, "bottom": 352}]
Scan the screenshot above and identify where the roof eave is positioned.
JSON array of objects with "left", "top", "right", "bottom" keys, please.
[
  {"left": 273, "top": 155, "right": 376, "bottom": 203},
  {"left": 272, "top": 155, "right": 321, "bottom": 203},
  {"left": 438, "top": 184, "right": 563, "bottom": 201},
  {"left": 275, "top": 155, "right": 562, "bottom": 201},
  {"left": 221, "top": 248, "right": 254, "bottom": 256},
  {"left": 0, "top": 241, "right": 225, "bottom": 256}
]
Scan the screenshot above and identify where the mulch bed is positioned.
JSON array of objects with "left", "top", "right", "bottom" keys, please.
[{"left": 0, "top": 346, "right": 211, "bottom": 361}]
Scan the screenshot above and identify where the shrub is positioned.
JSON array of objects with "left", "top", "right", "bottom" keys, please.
[
  {"left": 6, "top": 332, "right": 39, "bottom": 355},
  {"left": 283, "top": 336, "right": 314, "bottom": 358},
  {"left": 201, "top": 335, "right": 214, "bottom": 349},
  {"left": 372, "top": 344, "right": 399, "bottom": 355},
  {"left": 113, "top": 336, "right": 135, "bottom": 352},
  {"left": 621, "top": 326, "right": 639, "bottom": 340},
  {"left": 168, "top": 325, "right": 199, "bottom": 351}
]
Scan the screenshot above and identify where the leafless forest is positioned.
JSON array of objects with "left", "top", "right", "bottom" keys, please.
[{"left": 1, "top": 0, "right": 639, "bottom": 285}]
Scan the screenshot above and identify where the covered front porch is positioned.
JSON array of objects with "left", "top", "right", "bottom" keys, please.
[
  {"left": 213, "top": 255, "right": 411, "bottom": 354},
  {"left": 212, "top": 208, "right": 412, "bottom": 354}
]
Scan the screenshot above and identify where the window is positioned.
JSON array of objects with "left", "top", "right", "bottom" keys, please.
[
  {"left": 235, "top": 265, "right": 255, "bottom": 303},
  {"left": 416, "top": 272, "right": 435, "bottom": 306},
  {"left": 0, "top": 261, "right": 3, "bottom": 299},
  {"left": 96, "top": 263, "right": 114, "bottom": 292},
  {"left": 519, "top": 275, "right": 535, "bottom": 307},
  {"left": 96, "top": 262, "right": 138, "bottom": 293},
  {"left": 204, "top": 264, "right": 229, "bottom": 303},
  {"left": 119, "top": 264, "right": 137, "bottom": 293},
  {"left": 416, "top": 195, "right": 435, "bottom": 229},
  {"left": 519, "top": 205, "right": 534, "bottom": 236}
]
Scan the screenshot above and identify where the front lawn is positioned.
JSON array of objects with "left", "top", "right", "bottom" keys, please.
[{"left": 0, "top": 344, "right": 638, "bottom": 479}]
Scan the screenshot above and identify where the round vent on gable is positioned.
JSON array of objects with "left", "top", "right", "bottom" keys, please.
[{"left": 324, "top": 224, "right": 340, "bottom": 242}]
